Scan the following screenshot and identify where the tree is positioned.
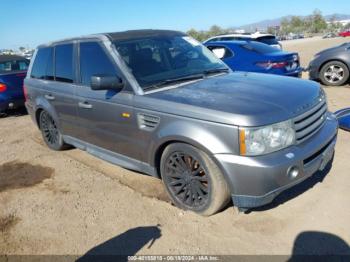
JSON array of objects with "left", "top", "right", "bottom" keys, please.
[
  {"left": 187, "top": 28, "right": 201, "bottom": 40},
  {"left": 310, "top": 9, "right": 327, "bottom": 33},
  {"left": 19, "top": 46, "right": 26, "bottom": 52},
  {"left": 187, "top": 29, "right": 209, "bottom": 42},
  {"left": 209, "top": 25, "right": 224, "bottom": 36},
  {"left": 267, "top": 27, "right": 274, "bottom": 35},
  {"left": 280, "top": 17, "right": 292, "bottom": 34}
]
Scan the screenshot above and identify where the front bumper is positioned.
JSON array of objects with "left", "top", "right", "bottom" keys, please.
[
  {"left": 214, "top": 113, "right": 338, "bottom": 209},
  {"left": 307, "top": 59, "right": 320, "bottom": 80}
]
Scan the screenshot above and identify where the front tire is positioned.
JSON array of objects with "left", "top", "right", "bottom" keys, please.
[
  {"left": 319, "top": 61, "right": 349, "bottom": 86},
  {"left": 39, "top": 110, "right": 69, "bottom": 151},
  {"left": 160, "top": 143, "right": 230, "bottom": 216}
]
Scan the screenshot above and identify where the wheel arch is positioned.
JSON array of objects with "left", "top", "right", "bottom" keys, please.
[
  {"left": 35, "top": 107, "right": 44, "bottom": 128},
  {"left": 149, "top": 121, "right": 237, "bottom": 179},
  {"left": 319, "top": 58, "right": 350, "bottom": 74},
  {"left": 152, "top": 137, "right": 213, "bottom": 178},
  {"left": 34, "top": 97, "right": 60, "bottom": 129},
  {"left": 151, "top": 136, "right": 233, "bottom": 188}
]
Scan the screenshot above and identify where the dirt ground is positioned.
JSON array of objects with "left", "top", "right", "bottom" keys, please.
[{"left": 0, "top": 37, "right": 350, "bottom": 257}]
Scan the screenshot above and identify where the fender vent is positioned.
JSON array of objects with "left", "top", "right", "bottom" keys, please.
[{"left": 137, "top": 113, "right": 160, "bottom": 131}]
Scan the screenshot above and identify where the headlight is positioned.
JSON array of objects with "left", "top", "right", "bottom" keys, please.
[{"left": 239, "top": 120, "right": 295, "bottom": 156}]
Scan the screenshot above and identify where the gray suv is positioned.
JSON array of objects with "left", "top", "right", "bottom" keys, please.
[{"left": 25, "top": 30, "right": 338, "bottom": 216}]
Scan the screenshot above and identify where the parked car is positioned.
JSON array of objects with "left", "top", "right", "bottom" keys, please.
[
  {"left": 204, "top": 41, "right": 302, "bottom": 77},
  {"left": 0, "top": 55, "right": 29, "bottom": 115},
  {"left": 322, "top": 32, "right": 337, "bottom": 39},
  {"left": 25, "top": 30, "right": 338, "bottom": 216},
  {"left": 335, "top": 108, "right": 350, "bottom": 131},
  {"left": 308, "top": 42, "right": 350, "bottom": 86},
  {"left": 204, "top": 32, "right": 282, "bottom": 50},
  {"left": 339, "top": 30, "right": 350, "bottom": 37}
]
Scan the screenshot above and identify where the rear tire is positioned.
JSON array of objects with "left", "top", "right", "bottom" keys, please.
[
  {"left": 39, "top": 110, "right": 69, "bottom": 151},
  {"left": 319, "top": 61, "right": 349, "bottom": 86},
  {"left": 160, "top": 143, "right": 230, "bottom": 216}
]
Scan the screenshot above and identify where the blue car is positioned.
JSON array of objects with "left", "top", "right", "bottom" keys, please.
[
  {"left": 335, "top": 108, "right": 350, "bottom": 131},
  {"left": 0, "top": 55, "right": 29, "bottom": 115},
  {"left": 204, "top": 41, "right": 302, "bottom": 77}
]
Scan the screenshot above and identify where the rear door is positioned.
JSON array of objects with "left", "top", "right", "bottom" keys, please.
[
  {"left": 28, "top": 45, "right": 79, "bottom": 137},
  {"left": 50, "top": 43, "right": 81, "bottom": 137},
  {"left": 74, "top": 41, "right": 140, "bottom": 159}
]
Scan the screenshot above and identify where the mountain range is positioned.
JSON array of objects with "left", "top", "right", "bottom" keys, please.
[{"left": 237, "top": 13, "right": 350, "bottom": 31}]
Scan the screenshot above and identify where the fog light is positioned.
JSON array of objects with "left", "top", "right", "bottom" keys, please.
[
  {"left": 8, "top": 103, "right": 14, "bottom": 109},
  {"left": 288, "top": 166, "right": 299, "bottom": 179}
]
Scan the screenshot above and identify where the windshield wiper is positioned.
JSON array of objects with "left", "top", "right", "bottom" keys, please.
[
  {"left": 203, "top": 68, "right": 230, "bottom": 75},
  {"left": 143, "top": 74, "right": 204, "bottom": 91}
]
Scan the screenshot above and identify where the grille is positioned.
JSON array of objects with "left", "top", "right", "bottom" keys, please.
[
  {"left": 137, "top": 113, "right": 160, "bottom": 131},
  {"left": 293, "top": 101, "right": 327, "bottom": 144}
]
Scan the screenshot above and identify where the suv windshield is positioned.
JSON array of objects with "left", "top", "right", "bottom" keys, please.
[
  {"left": 113, "top": 35, "right": 226, "bottom": 89},
  {"left": 241, "top": 42, "right": 279, "bottom": 54}
]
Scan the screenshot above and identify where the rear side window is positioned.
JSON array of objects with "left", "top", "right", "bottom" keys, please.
[
  {"left": 0, "top": 61, "right": 12, "bottom": 72},
  {"left": 31, "top": 47, "right": 53, "bottom": 79},
  {"left": 55, "top": 44, "right": 74, "bottom": 83},
  {"left": 221, "top": 37, "right": 249, "bottom": 41},
  {"left": 79, "top": 42, "right": 116, "bottom": 86},
  {"left": 18, "top": 60, "right": 29, "bottom": 71},
  {"left": 207, "top": 46, "right": 234, "bottom": 59}
]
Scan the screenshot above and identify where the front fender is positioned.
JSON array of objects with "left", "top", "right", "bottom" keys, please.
[{"left": 149, "top": 119, "right": 238, "bottom": 168}]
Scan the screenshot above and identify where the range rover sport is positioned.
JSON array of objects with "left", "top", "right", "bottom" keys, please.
[{"left": 25, "top": 30, "right": 338, "bottom": 216}]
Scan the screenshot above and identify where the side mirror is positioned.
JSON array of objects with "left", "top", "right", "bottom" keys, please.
[{"left": 90, "top": 75, "right": 124, "bottom": 91}]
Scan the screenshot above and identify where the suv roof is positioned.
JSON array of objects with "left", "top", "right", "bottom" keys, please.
[
  {"left": 37, "top": 29, "right": 186, "bottom": 48},
  {"left": 106, "top": 29, "right": 185, "bottom": 41}
]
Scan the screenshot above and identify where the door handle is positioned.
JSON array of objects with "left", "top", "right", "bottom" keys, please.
[
  {"left": 45, "top": 94, "right": 55, "bottom": 101},
  {"left": 78, "top": 101, "right": 93, "bottom": 109}
]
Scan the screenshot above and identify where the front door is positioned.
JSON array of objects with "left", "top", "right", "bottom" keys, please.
[{"left": 74, "top": 41, "right": 140, "bottom": 160}]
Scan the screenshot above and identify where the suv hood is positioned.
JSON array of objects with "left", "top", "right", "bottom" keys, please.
[{"left": 138, "top": 72, "right": 324, "bottom": 127}]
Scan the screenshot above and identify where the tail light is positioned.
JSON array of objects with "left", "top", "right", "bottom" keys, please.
[
  {"left": 256, "top": 61, "right": 288, "bottom": 69},
  {"left": 0, "top": 83, "right": 7, "bottom": 93},
  {"left": 23, "top": 84, "right": 28, "bottom": 101}
]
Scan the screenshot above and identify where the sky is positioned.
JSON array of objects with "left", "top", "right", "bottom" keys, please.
[{"left": 1, "top": 0, "right": 349, "bottom": 49}]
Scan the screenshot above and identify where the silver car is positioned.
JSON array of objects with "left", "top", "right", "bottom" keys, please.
[{"left": 24, "top": 30, "right": 338, "bottom": 216}]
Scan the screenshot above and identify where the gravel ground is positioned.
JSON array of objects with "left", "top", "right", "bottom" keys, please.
[{"left": 0, "top": 36, "right": 349, "bottom": 258}]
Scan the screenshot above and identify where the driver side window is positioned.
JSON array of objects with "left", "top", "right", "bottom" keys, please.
[{"left": 79, "top": 42, "right": 117, "bottom": 86}]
